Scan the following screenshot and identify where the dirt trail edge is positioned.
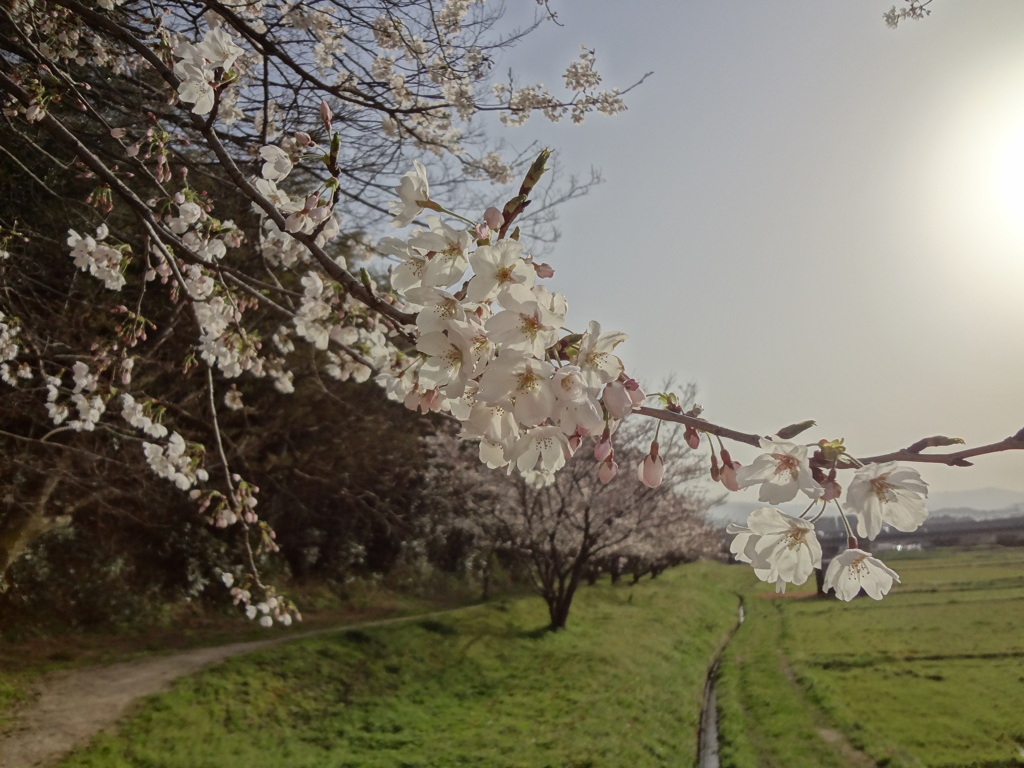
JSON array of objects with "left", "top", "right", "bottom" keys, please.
[{"left": 0, "top": 610, "right": 459, "bottom": 768}]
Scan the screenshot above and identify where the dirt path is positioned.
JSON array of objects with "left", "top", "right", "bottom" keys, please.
[{"left": 0, "top": 612, "right": 452, "bottom": 768}]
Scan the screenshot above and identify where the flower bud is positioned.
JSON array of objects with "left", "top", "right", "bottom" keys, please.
[
  {"left": 483, "top": 206, "right": 504, "bottom": 230},
  {"left": 598, "top": 455, "right": 618, "bottom": 484},
  {"left": 531, "top": 260, "right": 555, "bottom": 279},
  {"left": 637, "top": 441, "right": 664, "bottom": 488}
]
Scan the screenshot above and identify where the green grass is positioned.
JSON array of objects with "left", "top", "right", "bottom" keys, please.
[
  {"left": 0, "top": 675, "right": 30, "bottom": 731},
  {"left": 55, "top": 562, "right": 749, "bottom": 768},
  {"left": 716, "top": 597, "right": 855, "bottom": 768},
  {"left": 717, "top": 547, "right": 1024, "bottom": 768},
  {"left": 0, "top": 580, "right": 465, "bottom": 729}
]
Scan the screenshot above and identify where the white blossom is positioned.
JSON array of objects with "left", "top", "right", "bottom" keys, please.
[
  {"left": 735, "top": 438, "right": 822, "bottom": 504},
  {"left": 846, "top": 461, "right": 928, "bottom": 540},
  {"left": 824, "top": 548, "right": 901, "bottom": 601}
]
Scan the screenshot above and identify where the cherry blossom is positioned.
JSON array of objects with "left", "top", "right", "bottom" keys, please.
[
  {"left": 195, "top": 27, "right": 244, "bottom": 70},
  {"left": 466, "top": 239, "right": 535, "bottom": 303},
  {"left": 735, "top": 437, "right": 822, "bottom": 504},
  {"left": 845, "top": 461, "right": 929, "bottom": 540},
  {"left": 823, "top": 548, "right": 901, "bottom": 601},
  {"left": 259, "top": 145, "right": 294, "bottom": 182},
  {"left": 484, "top": 286, "right": 566, "bottom": 358},
  {"left": 730, "top": 507, "right": 822, "bottom": 591},
  {"left": 477, "top": 352, "right": 556, "bottom": 427},
  {"left": 415, "top": 325, "right": 478, "bottom": 398},
  {"left": 389, "top": 161, "right": 432, "bottom": 227},
  {"left": 510, "top": 425, "right": 570, "bottom": 478},
  {"left": 574, "top": 321, "right": 626, "bottom": 388}
]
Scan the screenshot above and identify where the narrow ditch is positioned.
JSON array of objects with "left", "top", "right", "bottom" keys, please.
[{"left": 696, "top": 597, "right": 745, "bottom": 768}]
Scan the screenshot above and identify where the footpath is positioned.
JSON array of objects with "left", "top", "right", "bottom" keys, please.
[{"left": 0, "top": 611, "right": 454, "bottom": 768}]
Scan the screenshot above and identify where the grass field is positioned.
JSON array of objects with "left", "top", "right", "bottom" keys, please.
[
  {"left": 0, "top": 584, "right": 459, "bottom": 732},
  {"left": 717, "top": 547, "right": 1024, "bottom": 768},
  {"left": 52, "top": 562, "right": 749, "bottom": 768}
]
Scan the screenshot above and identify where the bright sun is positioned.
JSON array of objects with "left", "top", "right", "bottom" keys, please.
[
  {"left": 923, "top": 67, "right": 1024, "bottom": 289},
  {"left": 994, "top": 121, "right": 1024, "bottom": 240}
]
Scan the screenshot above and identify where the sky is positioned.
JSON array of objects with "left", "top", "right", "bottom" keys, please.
[{"left": 485, "top": 1, "right": 1024, "bottom": 500}]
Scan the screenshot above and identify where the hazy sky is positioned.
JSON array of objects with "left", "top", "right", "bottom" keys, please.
[{"left": 488, "top": 1, "right": 1024, "bottom": 498}]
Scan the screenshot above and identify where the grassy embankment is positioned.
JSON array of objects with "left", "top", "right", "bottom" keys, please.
[
  {"left": 53, "top": 561, "right": 748, "bottom": 768},
  {"left": 0, "top": 583, "right": 461, "bottom": 733},
  {"left": 717, "top": 547, "right": 1024, "bottom": 768}
]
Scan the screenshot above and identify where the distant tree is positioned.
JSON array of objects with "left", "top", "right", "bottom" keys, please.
[{"left": 426, "top": 386, "right": 722, "bottom": 630}]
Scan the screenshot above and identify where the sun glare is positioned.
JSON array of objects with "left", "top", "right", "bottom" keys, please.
[
  {"left": 994, "top": 120, "right": 1024, "bottom": 240},
  {"left": 922, "top": 66, "right": 1024, "bottom": 291}
]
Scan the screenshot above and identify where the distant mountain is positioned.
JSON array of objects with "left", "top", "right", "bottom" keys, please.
[
  {"left": 707, "top": 487, "right": 1024, "bottom": 528},
  {"left": 928, "top": 505, "right": 1024, "bottom": 522},
  {"left": 927, "top": 488, "right": 1024, "bottom": 515},
  {"left": 708, "top": 499, "right": 807, "bottom": 527}
]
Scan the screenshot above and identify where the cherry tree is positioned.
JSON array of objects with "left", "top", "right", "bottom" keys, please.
[
  {"left": 0, "top": 0, "right": 641, "bottom": 621},
  {"left": 425, "top": 400, "right": 722, "bottom": 629},
  {"left": 1, "top": 0, "right": 1021, "bottom": 627}
]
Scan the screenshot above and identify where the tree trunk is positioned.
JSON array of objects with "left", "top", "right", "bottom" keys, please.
[
  {"left": 544, "top": 565, "right": 586, "bottom": 630},
  {"left": 0, "top": 472, "right": 65, "bottom": 581},
  {"left": 546, "top": 593, "right": 573, "bottom": 630}
]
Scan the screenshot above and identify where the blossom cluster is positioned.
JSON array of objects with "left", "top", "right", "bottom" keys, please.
[
  {"left": 0, "top": 311, "right": 23, "bottom": 385},
  {"left": 726, "top": 437, "right": 929, "bottom": 601},
  {"left": 172, "top": 28, "right": 245, "bottom": 116},
  {"left": 374, "top": 160, "right": 646, "bottom": 487},
  {"left": 141, "top": 432, "right": 209, "bottom": 491},
  {"left": 67, "top": 225, "right": 127, "bottom": 291}
]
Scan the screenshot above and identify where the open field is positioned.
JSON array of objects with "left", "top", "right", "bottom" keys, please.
[
  {"left": 46, "top": 562, "right": 748, "bottom": 768},
  {"left": 717, "top": 547, "right": 1024, "bottom": 768}
]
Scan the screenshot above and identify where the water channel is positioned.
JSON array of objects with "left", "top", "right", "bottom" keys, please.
[{"left": 697, "top": 599, "right": 745, "bottom": 768}]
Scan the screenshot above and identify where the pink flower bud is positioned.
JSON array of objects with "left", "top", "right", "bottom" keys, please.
[
  {"left": 594, "top": 432, "right": 613, "bottom": 462},
  {"left": 483, "top": 206, "right": 504, "bottom": 230},
  {"left": 623, "top": 378, "right": 646, "bottom": 407},
  {"left": 720, "top": 463, "right": 741, "bottom": 492},
  {"left": 295, "top": 131, "right": 313, "bottom": 146},
  {"left": 602, "top": 380, "right": 633, "bottom": 419},
  {"left": 709, "top": 452, "right": 720, "bottom": 482},
  {"left": 110, "top": 127, "right": 127, "bottom": 139},
  {"left": 531, "top": 260, "right": 555, "bottom": 279},
  {"left": 320, "top": 100, "right": 333, "bottom": 130},
  {"left": 598, "top": 456, "right": 618, "bottom": 484},
  {"left": 637, "top": 442, "right": 664, "bottom": 488}
]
